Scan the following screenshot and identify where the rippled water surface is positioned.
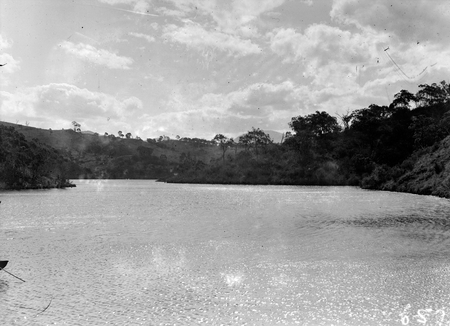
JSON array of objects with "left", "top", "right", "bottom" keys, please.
[{"left": 1, "top": 181, "right": 450, "bottom": 325}]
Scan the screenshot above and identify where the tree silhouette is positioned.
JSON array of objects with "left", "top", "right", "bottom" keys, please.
[{"left": 213, "top": 134, "right": 234, "bottom": 163}]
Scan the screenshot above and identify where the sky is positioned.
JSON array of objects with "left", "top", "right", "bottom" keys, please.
[{"left": 1, "top": 0, "right": 450, "bottom": 140}]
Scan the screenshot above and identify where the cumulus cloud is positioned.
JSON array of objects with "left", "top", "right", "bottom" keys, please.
[
  {"left": 268, "top": 24, "right": 387, "bottom": 70},
  {"left": 166, "top": 0, "right": 286, "bottom": 35},
  {"left": 0, "top": 53, "right": 20, "bottom": 76},
  {"left": 330, "top": 0, "right": 450, "bottom": 44},
  {"left": 0, "top": 34, "right": 12, "bottom": 49},
  {"left": 265, "top": 9, "right": 450, "bottom": 103},
  {"left": 155, "top": 6, "right": 187, "bottom": 18},
  {"left": 265, "top": 23, "right": 415, "bottom": 110},
  {"left": 0, "top": 84, "right": 142, "bottom": 132},
  {"left": 0, "top": 35, "right": 20, "bottom": 84},
  {"left": 163, "top": 21, "right": 261, "bottom": 56},
  {"left": 98, "top": 0, "right": 152, "bottom": 14},
  {"left": 59, "top": 41, "right": 133, "bottom": 69},
  {"left": 140, "top": 81, "right": 309, "bottom": 138},
  {"left": 129, "top": 32, "right": 155, "bottom": 42},
  {"left": 219, "top": 0, "right": 285, "bottom": 30},
  {"left": 224, "top": 81, "right": 299, "bottom": 113}
]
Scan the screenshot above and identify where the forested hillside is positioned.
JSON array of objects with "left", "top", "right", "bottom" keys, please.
[
  {"left": 168, "top": 81, "right": 450, "bottom": 198},
  {"left": 0, "top": 125, "right": 75, "bottom": 189},
  {"left": 0, "top": 121, "right": 222, "bottom": 184}
]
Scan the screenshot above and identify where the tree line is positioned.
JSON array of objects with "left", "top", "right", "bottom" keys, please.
[{"left": 167, "top": 81, "right": 450, "bottom": 187}]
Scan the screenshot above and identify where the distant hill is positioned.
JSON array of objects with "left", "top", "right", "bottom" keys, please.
[
  {"left": 0, "top": 121, "right": 223, "bottom": 180},
  {"left": 263, "top": 130, "right": 285, "bottom": 143}
]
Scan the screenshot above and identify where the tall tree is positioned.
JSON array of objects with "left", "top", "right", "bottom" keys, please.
[
  {"left": 391, "top": 89, "right": 417, "bottom": 109},
  {"left": 290, "top": 111, "right": 341, "bottom": 138},
  {"left": 213, "top": 134, "right": 234, "bottom": 163},
  {"left": 287, "top": 111, "right": 340, "bottom": 162},
  {"left": 238, "top": 128, "right": 272, "bottom": 158}
]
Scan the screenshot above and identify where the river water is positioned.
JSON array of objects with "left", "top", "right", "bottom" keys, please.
[{"left": 1, "top": 180, "right": 450, "bottom": 325}]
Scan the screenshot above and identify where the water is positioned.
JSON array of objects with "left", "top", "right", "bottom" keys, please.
[{"left": 1, "top": 180, "right": 450, "bottom": 325}]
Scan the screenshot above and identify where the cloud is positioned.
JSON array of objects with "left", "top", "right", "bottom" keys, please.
[
  {"left": 129, "top": 32, "right": 156, "bottom": 42},
  {"left": 98, "top": 0, "right": 151, "bottom": 14},
  {"left": 166, "top": 0, "right": 286, "bottom": 35},
  {"left": 151, "top": 77, "right": 401, "bottom": 138},
  {"left": 266, "top": 4, "right": 450, "bottom": 98},
  {"left": 265, "top": 23, "right": 416, "bottom": 108},
  {"left": 0, "top": 34, "right": 12, "bottom": 49},
  {"left": 59, "top": 41, "right": 133, "bottom": 69},
  {"left": 330, "top": 0, "right": 450, "bottom": 44},
  {"left": 223, "top": 81, "right": 300, "bottom": 113},
  {"left": 98, "top": 0, "right": 134, "bottom": 4},
  {"left": 155, "top": 6, "right": 187, "bottom": 18},
  {"left": 163, "top": 21, "right": 261, "bottom": 56},
  {"left": 140, "top": 81, "right": 308, "bottom": 138},
  {"left": 268, "top": 24, "right": 387, "bottom": 70},
  {"left": 0, "top": 35, "right": 20, "bottom": 84},
  {"left": 0, "top": 53, "right": 20, "bottom": 75},
  {"left": 0, "top": 84, "right": 142, "bottom": 132},
  {"left": 218, "top": 0, "right": 285, "bottom": 30}
]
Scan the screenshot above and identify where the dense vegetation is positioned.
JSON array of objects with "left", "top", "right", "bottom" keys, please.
[
  {"left": 168, "top": 81, "right": 450, "bottom": 197},
  {"left": 0, "top": 122, "right": 219, "bottom": 186},
  {"left": 0, "top": 125, "right": 75, "bottom": 189}
]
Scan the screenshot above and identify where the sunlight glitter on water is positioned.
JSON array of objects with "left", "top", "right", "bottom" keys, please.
[{"left": 1, "top": 181, "right": 450, "bottom": 325}]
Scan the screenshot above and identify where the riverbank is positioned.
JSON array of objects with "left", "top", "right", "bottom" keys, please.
[
  {"left": 0, "top": 179, "right": 76, "bottom": 190},
  {"left": 362, "top": 136, "right": 450, "bottom": 198},
  {"left": 165, "top": 136, "right": 450, "bottom": 200}
]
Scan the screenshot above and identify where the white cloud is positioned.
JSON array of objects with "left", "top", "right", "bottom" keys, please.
[
  {"left": 330, "top": 0, "right": 450, "bottom": 44},
  {"left": 265, "top": 3, "right": 450, "bottom": 106},
  {"left": 0, "top": 53, "right": 20, "bottom": 75},
  {"left": 129, "top": 32, "right": 156, "bottom": 42},
  {"left": 268, "top": 24, "right": 387, "bottom": 70},
  {"left": 155, "top": 6, "right": 187, "bottom": 18},
  {"left": 141, "top": 81, "right": 308, "bottom": 138},
  {"left": 132, "top": 0, "right": 151, "bottom": 13},
  {"left": 60, "top": 41, "right": 133, "bottom": 69},
  {"left": 166, "top": 0, "right": 286, "bottom": 35},
  {"left": 163, "top": 21, "right": 261, "bottom": 56},
  {"left": 0, "top": 35, "right": 20, "bottom": 85},
  {"left": 98, "top": 0, "right": 151, "bottom": 12},
  {"left": 0, "top": 34, "right": 13, "bottom": 49},
  {"left": 0, "top": 84, "right": 142, "bottom": 132},
  {"left": 224, "top": 81, "right": 299, "bottom": 110},
  {"left": 265, "top": 23, "right": 411, "bottom": 109},
  {"left": 98, "top": 0, "right": 134, "bottom": 4}
]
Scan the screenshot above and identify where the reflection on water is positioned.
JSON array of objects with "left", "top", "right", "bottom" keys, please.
[
  {"left": 348, "top": 214, "right": 450, "bottom": 230},
  {"left": 0, "top": 280, "right": 8, "bottom": 293},
  {"left": 1, "top": 181, "right": 450, "bottom": 325}
]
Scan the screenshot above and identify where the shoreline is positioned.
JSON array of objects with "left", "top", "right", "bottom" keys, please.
[
  {"left": 164, "top": 178, "right": 449, "bottom": 199},
  {"left": 4, "top": 177, "right": 448, "bottom": 200},
  {"left": 0, "top": 182, "right": 76, "bottom": 191}
]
